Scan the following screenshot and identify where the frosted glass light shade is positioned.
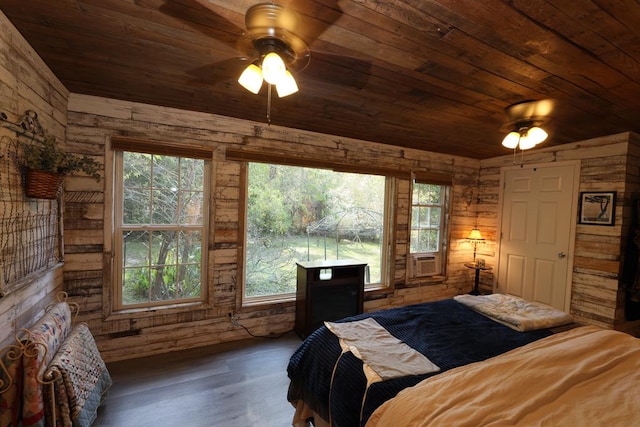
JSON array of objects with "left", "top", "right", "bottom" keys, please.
[
  {"left": 518, "top": 134, "right": 537, "bottom": 150},
  {"left": 526, "top": 126, "right": 548, "bottom": 145},
  {"left": 238, "top": 64, "right": 263, "bottom": 94},
  {"left": 502, "top": 131, "right": 520, "bottom": 149},
  {"left": 262, "top": 52, "right": 286, "bottom": 85},
  {"left": 276, "top": 70, "right": 298, "bottom": 97}
]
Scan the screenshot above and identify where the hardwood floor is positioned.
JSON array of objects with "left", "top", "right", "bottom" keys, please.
[{"left": 93, "top": 331, "right": 302, "bottom": 427}]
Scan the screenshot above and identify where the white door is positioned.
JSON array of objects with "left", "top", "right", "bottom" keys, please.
[{"left": 497, "top": 162, "right": 579, "bottom": 311}]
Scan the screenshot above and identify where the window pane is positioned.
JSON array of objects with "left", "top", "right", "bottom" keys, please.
[
  {"left": 150, "top": 230, "right": 176, "bottom": 266},
  {"left": 123, "top": 267, "right": 150, "bottom": 305},
  {"left": 430, "top": 207, "right": 441, "bottom": 225},
  {"left": 177, "top": 263, "right": 202, "bottom": 298},
  {"left": 153, "top": 155, "right": 179, "bottom": 189},
  {"left": 149, "top": 266, "right": 175, "bottom": 301},
  {"left": 413, "top": 183, "right": 441, "bottom": 205},
  {"left": 123, "top": 230, "right": 149, "bottom": 267},
  {"left": 410, "top": 229, "right": 440, "bottom": 253},
  {"left": 123, "top": 187, "right": 151, "bottom": 224},
  {"left": 177, "top": 230, "right": 202, "bottom": 264},
  {"left": 417, "top": 207, "right": 429, "bottom": 227},
  {"left": 180, "top": 158, "right": 204, "bottom": 191},
  {"left": 153, "top": 188, "right": 179, "bottom": 224},
  {"left": 245, "top": 164, "right": 386, "bottom": 298},
  {"left": 180, "top": 191, "right": 204, "bottom": 224},
  {"left": 123, "top": 153, "right": 151, "bottom": 187}
]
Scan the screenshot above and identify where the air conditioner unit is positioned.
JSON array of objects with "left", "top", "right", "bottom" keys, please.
[{"left": 410, "top": 253, "right": 441, "bottom": 277}]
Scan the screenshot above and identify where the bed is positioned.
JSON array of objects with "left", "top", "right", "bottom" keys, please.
[
  {"left": 367, "top": 325, "right": 640, "bottom": 426},
  {"left": 287, "top": 294, "right": 574, "bottom": 427}
]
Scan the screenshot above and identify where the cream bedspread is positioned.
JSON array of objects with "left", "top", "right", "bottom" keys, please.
[
  {"left": 366, "top": 326, "right": 640, "bottom": 426},
  {"left": 454, "top": 294, "right": 573, "bottom": 331}
]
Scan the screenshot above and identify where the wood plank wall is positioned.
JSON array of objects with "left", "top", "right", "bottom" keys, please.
[
  {"left": 480, "top": 132, "right": 640, "bottom": 336},
  {"left": 0, "top": 11, "right": 69, "bottom": 348},
  {"left": 64, "top": 93, "right": 481, "bottom": 361}
]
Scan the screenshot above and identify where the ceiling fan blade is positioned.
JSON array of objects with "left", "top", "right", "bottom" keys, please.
[
  {"left": 208, "top": 0, "right": 343, "bottom": 40},
  {"left": 300, "top": 51, "right": 371, "bottom": 90},
  {"left": 160, "top": 1, "right": 368, "bottom": 92},
  {"left": 505, "top": 99, "right": 555, "bottom": 123},
  {"left": 157, "top": 0, "right": 248, "bottom": 51},
  {"left": 187, "top": 57, "right": 250, "bottom": 85},
  {"left": 284, "top": 0, "right": 343, "bottom": 46}
]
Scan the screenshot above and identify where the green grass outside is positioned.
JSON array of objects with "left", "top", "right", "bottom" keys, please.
[{"left": 245, "top": 234, "right": 381, "bottom": 296}]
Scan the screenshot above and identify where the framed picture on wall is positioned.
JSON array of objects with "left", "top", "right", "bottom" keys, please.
[{"left": 579, "top": 191, "right": 616, "bottom": 226}]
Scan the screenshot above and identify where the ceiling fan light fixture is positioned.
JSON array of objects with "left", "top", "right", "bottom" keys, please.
[
  {"left": 276, "top": 70, "right": 298, "bottom": 97},
  {"left": 261, "top": 51, "right": 287, "bottom": 85},
  {"left": 502, "top": 125, "right": 548, "bottom": 151},
  {"left": 238, "top": 63, "right": 264, "bottom": 94}
]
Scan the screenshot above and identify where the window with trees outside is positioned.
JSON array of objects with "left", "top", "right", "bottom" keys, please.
[
  {"left": 410, "top": 182, "right": 448, "bottom": 254},
  {"left": 113, "top": 150, "right": 208, "bottom": 309},
  {"left": 245, "top": 163, "right": 391, "bottom": 300}
]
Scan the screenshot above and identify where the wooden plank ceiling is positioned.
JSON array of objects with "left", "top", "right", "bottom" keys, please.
[{"left": 0, "top": 0, "right": 639, "bottom": 159}]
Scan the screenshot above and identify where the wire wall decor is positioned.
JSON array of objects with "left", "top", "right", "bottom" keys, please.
[{"left": 0, "top": 111, "right": 61, "bottom": 298}]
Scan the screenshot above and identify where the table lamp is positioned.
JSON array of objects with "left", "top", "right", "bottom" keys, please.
[{"left": 467, "top": 228, "right": 485, "bottom": 266}]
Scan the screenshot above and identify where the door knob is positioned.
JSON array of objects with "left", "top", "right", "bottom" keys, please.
[{"left": 558, "top": 252, "right": 566, "bottom": 258}]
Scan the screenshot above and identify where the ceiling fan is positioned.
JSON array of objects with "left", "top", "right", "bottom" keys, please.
[
  {"left": 235, "top": 2, "right": 311, "bottom": 98},
  {"left": 501, "top": 99, "right": 555, "bottom": 151},
  {"left": 157, "top": 0, "right": 371, "bottom": 119}
]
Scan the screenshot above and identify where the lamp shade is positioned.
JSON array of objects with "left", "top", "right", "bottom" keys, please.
[
  {"left": 261, "top": 52, "right": 286, "bottom": 85},
  {"left": 467, "top": 228, "right": 484, "bottom": 241},
  {"left": 238, "top": 64, "right": 263, "bottom": 94},
  {"left": 276, "top": 70, "right": 298, "bottom": 97}
]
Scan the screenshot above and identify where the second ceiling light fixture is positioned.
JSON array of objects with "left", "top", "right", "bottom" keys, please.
[{"left": 501, "top": 99, "right": 555, "bottom": 151}]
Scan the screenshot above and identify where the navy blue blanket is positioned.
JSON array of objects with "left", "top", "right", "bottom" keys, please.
[{"left": 287, "top": 298, "right": 553, "bottom": 427}]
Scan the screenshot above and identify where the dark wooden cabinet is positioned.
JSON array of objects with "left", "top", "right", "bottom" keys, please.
[{"left": 294, "top": 260, "right": 366, "bottom": 338}]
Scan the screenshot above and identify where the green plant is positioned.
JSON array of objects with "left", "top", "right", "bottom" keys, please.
[{"left": 22, "top": 133, "right": 101, "bottom": 181}]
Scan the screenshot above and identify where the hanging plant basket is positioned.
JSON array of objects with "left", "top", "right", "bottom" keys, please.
[{"left": 24, "top": 168, "right": 64, "bottom": 199}]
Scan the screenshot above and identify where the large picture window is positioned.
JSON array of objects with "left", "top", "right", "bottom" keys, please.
[
  {"left": 113, "top": 150, "right": 208, "bottom": 309},
  {"left": 245, "top": 163, "right": 391, "bottom": 300}
]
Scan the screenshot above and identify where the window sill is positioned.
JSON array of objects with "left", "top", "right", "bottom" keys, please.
[
  {"left": 400, "top": 275, "right": 447, "bottom": 288},
  {"left": 105, "top": 301, "right": 212, "bottom": 322},
  {"left": 243, "top": 293, "right": 296, "bottom": 307},
  {"left": 242, "top": 284, "right": 391, "bottom": 308}
]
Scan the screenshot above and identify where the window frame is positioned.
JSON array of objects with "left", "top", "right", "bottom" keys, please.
[
  {"left": 111, "top": 143, "right": 211, "bottom": 312},
  {"left": 241, "top": 161, "right": 396, "bottom": 305},
  {"left": 408, "top": 179, "right": 451, "bottom": 277},
  {"left": 409, "top": 181, "right": 447, "bottom": 254}
]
